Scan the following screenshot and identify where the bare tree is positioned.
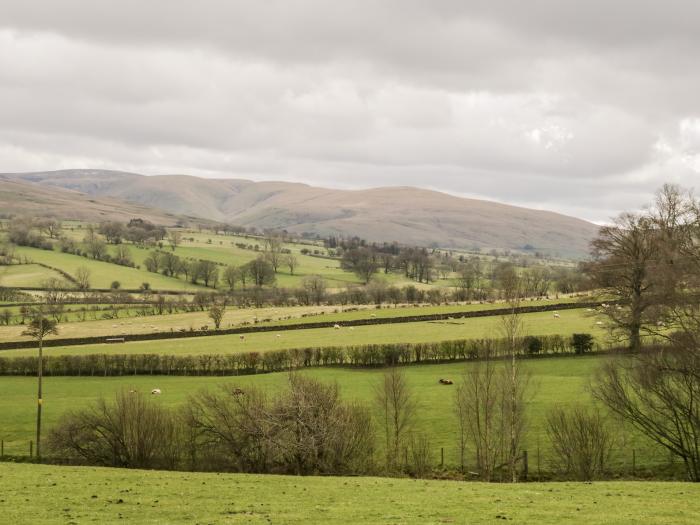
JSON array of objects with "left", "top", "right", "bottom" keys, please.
[
  {"left": 75, "top": 266, "right": 91, "bottom": 292},
  {"left": 375, "top": 367, "right": 416, "bottom": 471},
  {"left": 302, "top": 275, "right": 326, "bottom": 305},
  {"left": 594, "top": 343, "right": 700, "bottom": 481},
  {"left": 263, "top": 235, "right": 284, "bottom": 273},
  {"left": 546, "top": 405, "right": 613, "bottom": 480},
  {"left": 208, "top": 303, "right": 226, "bottom": 329},
  {"left": 500, "top": 272, "right": 528, "bottom": 482},
  {"left": 285, "top": 254, "right": 298, "bottom": 275},
  {"left": 456, "top": 353, "right": 502, "bottom": 481},
  {"left": 587, "top": 212, "right": 659, "bottom": 352},
  {"left": 223, "top": 265, "right": 239, "bottom": 292},
  {"left": 168, "top": 230, "right": 182, "bottom": 251},
  {"left": 22, "top": 309, "right": 59, "bottom": 460}
]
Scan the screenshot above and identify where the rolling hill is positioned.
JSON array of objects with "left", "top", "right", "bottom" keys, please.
[
  {"left": 0, "top": 175, "right": 211, "bottom": 227},
  {"left": 3, "top": 170, "right": 598, "bottom": 256}
]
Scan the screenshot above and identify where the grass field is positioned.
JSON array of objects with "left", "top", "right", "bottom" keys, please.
[
  {"left": 11, "top": 246, "right": 204, "bottom": 291},
  {"left": 0, "top": 264, "right": 65, "bottom": 287},
  {"left": 0, "top": 298, "right": 582, "bottom": 342},
  {"left": 1, "top": 463, "right": 698, "bottom": 524},
  {"left": 0, "top": 355, "right": 669, "bottom": 474},
  {"left": 0, "top": 308, "right": 606, "bottom": 357}
]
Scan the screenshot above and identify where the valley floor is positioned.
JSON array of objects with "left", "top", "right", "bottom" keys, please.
[{"left": 0, "top": 463, "right": 697, "bottom": 524}]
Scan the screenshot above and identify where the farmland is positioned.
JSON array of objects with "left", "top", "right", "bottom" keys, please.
[
  {"left": 0, "top": 307, "right": 605, "bottom": 356},
  {"left": 1, "top": 463, "right": 698, "bottom": 525},
  {"left": 0, "top": 355, "right": 674, "bottom": 475}
]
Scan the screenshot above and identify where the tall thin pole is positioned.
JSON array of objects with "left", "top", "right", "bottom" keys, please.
[{"left": 36, "top": 316, "right": 43, "bottom": 460}]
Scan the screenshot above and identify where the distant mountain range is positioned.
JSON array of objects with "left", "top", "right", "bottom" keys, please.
[{"left": 1, "top": 169, "right": 598, "bottom": 257}]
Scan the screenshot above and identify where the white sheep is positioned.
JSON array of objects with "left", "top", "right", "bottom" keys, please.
[
  {"left": 553, "top": 313, "right": 560, "bottom": 319},
  {"left": 151, "top": 388, "right": 162, "bottom": 395},
  {"left": 334, "top": 324, "right": 341, "bottom": 330}
]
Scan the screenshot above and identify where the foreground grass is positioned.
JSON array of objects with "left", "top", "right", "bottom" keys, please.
[
  {"left": 1, "top": 309, "right": 604, "bottom": 357},
  {"left": 0, "top": 463, "right": 698, "bottom": 524}
]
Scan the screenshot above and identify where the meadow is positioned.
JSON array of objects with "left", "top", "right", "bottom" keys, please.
[
  {"left": 1, "top": 463, "right": 698, "bottom": 524},
  {"left": 0, "top": 308, "right": 605, "bottom": 357},
  {"left": 0, "top": 355, "right": 672, "bottom": 475},
  {"left": 0, "top": 297, "right": 581, "bottom": 342}
]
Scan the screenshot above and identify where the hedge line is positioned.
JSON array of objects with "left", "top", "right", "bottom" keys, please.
[
  {"left": 0, "top": 301, "right": 602, "bottom": 351},
  {"left": 0, "top": 333, "right": 606, "bottom": 376}
]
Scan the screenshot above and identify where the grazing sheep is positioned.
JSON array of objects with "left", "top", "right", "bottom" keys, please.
[
  {"left": 276, "top": 334, "right": 281, "bottom": 338},
  {"left": 553, "top": 313, "right": 560, "bottom": 319},
  {"left": 596, "top": 321, "right": 604, "bottom": 326},
  {"left": 438, "top": 378, "right": 454, "bottom": 385},
  {"left": 334, "top": 324, "right": 341, "bottom": 330},
  {"left": 151, "top": 388, "right": 162, "bottom": 395}
]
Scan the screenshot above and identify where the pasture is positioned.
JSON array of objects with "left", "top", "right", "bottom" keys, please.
[
  {"left": 0, "top": 308, "right": 606, "bottom": 357},
  {"left": 0, "top": 356, "right": 670, "bottom": 474},
  {"left": 0, "top": 298, "right": 581, "bottom": 342},
  {"left": 1, "top": 463, "right": 698, "bottom": 524},
  {"left": 11, "top": 246, "right": 202, "bottom": 291}
]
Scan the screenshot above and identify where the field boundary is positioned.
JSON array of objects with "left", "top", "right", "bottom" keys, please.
[{"left": 0, "top": 301, "right": 603, "bottom": 350}]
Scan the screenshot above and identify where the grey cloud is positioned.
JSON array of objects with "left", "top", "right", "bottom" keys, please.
[{"left": 0, "top": 1, "right": 699, "bottom": 222}]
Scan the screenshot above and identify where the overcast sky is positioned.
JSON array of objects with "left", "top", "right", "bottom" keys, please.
[{"left": 1, "top": 1, "right": 699, "bottom": 222}]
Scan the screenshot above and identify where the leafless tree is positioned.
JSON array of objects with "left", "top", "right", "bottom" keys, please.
[
  {"left": 48, "top": 389, "right": 183, "bottom": 469},
  {"left": 375, "top": 366, "right": 416, "bottom": 471},
  {"left": 546, "top": 405, "right": 613, "bottom": 480},
  {"left": 208, "top": 303, "right": 226, "bottom": 329},
  {"left": 168, "top": 230, "right": 182, "bottom": 251},
  {"left": 75, "top": 266, "right": 91, "bottom": 292},
  {"left": 594, "top": 343, "right": 700, "bottom": 481},
  {"left": 587, "top": 212, "right": 659, "bottom": 352},
  {"left": 285, "top": 254, "right": 298, "bottom": 275}
]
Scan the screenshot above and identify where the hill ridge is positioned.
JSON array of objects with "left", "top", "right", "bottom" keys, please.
[{"left": 2, "top": 169, "right": 598, "bottom": 256}]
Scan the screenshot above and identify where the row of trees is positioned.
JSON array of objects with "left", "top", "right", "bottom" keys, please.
[
  {"left": 44, "top": 368, "right": 617, "bottom": 481},
  {"left": 0, "top": 333, "right": 603, "bottom": 377}
]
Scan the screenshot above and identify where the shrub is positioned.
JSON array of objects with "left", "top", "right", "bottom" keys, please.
[
  {"left": 571, "top": 333, "right": 594, "bottom": 354},
  {"left": 48, "top": 389, "right": 184, "bottom": 469},
  {"left": 546, "top": 405, "right": 613, "bottom": 480},
  {"left": 524, "top": 336, "right": 543, "bottom": 355},
  {"left": 110, "top": 281, "right": 121, "bottom": 290}
]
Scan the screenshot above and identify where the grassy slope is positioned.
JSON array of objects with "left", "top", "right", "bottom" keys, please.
[
  {"left": 12, "top": 245, "right": 203, "bottom": 291},
  {"left": 0, "top": 356, "right": 667, "bottom": 472},
  {"left": 0, "top": 465, "right": 698, "bottom": 525},
  {"left": 0, "top": 264, "right": 64, "bottom": 287},
  {"left": 0, "top": 309, "right": 605, "bottom": 357}
]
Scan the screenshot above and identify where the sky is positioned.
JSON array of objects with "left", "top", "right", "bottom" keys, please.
[{"left": 1, "top": 0, "right": 699, "bottom": 223}]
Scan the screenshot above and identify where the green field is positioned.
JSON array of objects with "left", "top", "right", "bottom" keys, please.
[
  {"left": 11, "top": 246, "right": 204, "bottom": 291},
  {"left": 0, "top": 264, "right": 65, "bottom": 287},
  {"left": 0, "top": 356, "right": 670, "bottom": 474},
  {"left": 0, "top": 298, "right": 583, "bottom": 342},
  {"left": 0, "top": 308, "right": 606, "bottom": 357},
  {"left": 1, "top": 463, "right": 697, "bottom": 524}
]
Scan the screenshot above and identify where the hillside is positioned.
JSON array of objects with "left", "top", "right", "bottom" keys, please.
[
  {"left": 4, "top": 170, "right": 598, "bottom": 256},
  {"left": 0, "top": 175, "right": 183, "bottom": 226}
]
